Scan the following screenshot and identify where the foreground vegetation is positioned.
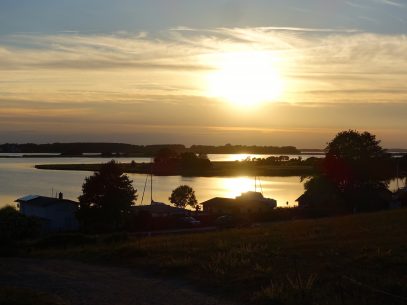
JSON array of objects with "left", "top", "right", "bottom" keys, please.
[
  {"left": 0, "top": 287, "right": 67, "bottom": 305},
  {"left": 23, "top": 209, "right": 407, "bottom": 305}
]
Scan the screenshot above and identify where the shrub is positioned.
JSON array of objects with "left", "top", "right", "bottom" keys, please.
[
  {"left": 33, "top": 233, "right": 96, "bottom": 249},
  {"left": 0, "top": 206, "right": 41, "bottom": 242},
  {"left": 0, "top": 287, "right": 67, "bottom": 305}
]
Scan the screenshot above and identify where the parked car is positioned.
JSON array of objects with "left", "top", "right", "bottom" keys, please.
[
  {"left": 215, "top": 215, "right": 236, "bottom": 229},
  {"left": 177, "top": 216, "right": 201, "bottom": 227}
]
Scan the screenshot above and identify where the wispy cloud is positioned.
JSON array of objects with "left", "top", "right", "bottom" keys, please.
[
  {"left": 1, "top": 28, "right": 406, "bottom": 96},
  {"left": 376, "top": 0, "right": 405, "bottom": 7},
  {"left": 1, "top": 27, "right": 407, "bottom": 146},
  {"left": 358, "top": 15, "right": 380, "bottom": 23},
  {"left": 346, "top": 1, "right": 371, "bottom": 9},
  {"left": 347, "top": 0, "right": 405, "bottom": 9}
]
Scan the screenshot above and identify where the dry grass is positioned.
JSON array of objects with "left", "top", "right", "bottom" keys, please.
[
  {"left": 0, "top": 287, "right": 68, "bottom": 305},
  {"left": 30, "top": 209, "right": 407, "bottom": 305}
]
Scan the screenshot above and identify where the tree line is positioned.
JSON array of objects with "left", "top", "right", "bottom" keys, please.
[
  {"left": 189, "top": 144, "right": 300, "bottom": 154},
  {"left": 0, "top": 143, "right": 300, "bottom": 155}
]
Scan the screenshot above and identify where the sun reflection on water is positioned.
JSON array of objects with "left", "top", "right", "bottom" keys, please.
[
  {"left": 221, "top": 176, "right": 256, "bottom": 198},
  {"left": 217, "top": 176, "right": 301, "bottom": 207}
]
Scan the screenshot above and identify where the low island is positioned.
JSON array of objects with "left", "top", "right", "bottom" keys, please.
[{"left": 35, "top": 157, "right": 319, "bottom": 177}]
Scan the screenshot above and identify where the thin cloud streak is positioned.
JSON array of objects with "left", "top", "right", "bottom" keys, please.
[
  {"left": 1, "top": 27, "right": 407, "bottom": 146},
  {"left": 1, "top": 29, "right": 407, "bottom": 106},
  {"left": 376, "top": 0, "right": 405, "bottom": 7},
  {"left": 1, "top": 29, "right": 406, "bottom": 74}
]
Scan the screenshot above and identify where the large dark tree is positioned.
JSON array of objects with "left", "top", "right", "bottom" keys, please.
[
  {"left": 323, "top": 130, "right": 390, "bottom": 189},
  {"left": 325, "top": 130, "right": 386, "bottom": 160},
  {"left": 169, "top": 185, "right": 198, "bottom": 209},
  {"left": 77, "top": 160, "right": 137, "bottom": 231},
  {"left": 302, "top": 131, "right": 392, "bottom": 213}
]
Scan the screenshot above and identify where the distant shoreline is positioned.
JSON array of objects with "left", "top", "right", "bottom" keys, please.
[
  {"left": 0, "top": 152, "right": 326, "bottom": 159},
  {"left": 2, "top": 151, "right": 406, "bottom": 159},
  {"left": 0, "top": 143, "right": 302, "bottom": 156},
  {"left": 35, "top": 161, "right": 317, "bottom": 177}
]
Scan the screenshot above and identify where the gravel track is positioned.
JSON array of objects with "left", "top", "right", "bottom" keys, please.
[{"left": 0, "top": 258, "right": 237, "bottom": 305}]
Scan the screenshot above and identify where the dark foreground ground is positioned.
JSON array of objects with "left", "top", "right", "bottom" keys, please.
[
  {"left": 1, "top": 209, "right": 406, "bottom": 305},
  {"left": 0, "top": 258, "right": 236, "bottom": 305}
]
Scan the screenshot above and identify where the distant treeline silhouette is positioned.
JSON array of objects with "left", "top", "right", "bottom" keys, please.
[
  {"left": 189, "top": 144, "right": 300, "bottom": 154},
  {"left": 0, "top": 143, "right": 300, "bottom": 155}
]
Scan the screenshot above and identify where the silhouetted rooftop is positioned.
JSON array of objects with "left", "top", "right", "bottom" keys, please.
[
  {"left": 132, "top": 202, "right": 187, "bottom": 215},
  {"left": 15, "top": 195, "right": 78, "bottom": 207}
]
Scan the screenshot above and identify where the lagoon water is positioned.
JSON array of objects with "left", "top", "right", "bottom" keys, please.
[
  {"left": 1, "top": 153, "right": 403, "bottom": 209},
  {"left": 0, "top": 154, "right": 311, "bottom": 208}
]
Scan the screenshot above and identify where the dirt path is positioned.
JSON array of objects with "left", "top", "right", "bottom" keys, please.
[{"left": 0, "top": 258, "right": 236, "bottom": 305}]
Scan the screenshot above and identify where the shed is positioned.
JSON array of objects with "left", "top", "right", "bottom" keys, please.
[{"left": 15, "top": 193, "right": 79, "bottom": 232}]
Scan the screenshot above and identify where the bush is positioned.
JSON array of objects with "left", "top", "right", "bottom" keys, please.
[
  {"left": 101, "top": 232, "right": 129, "bottom": 243},
  {"left": 0, "top": 206, "right": 41, "bottom": 242},
  {"left": 33, "top": 233, "right": 97, "bottom": 249},
  {"left": 0, "top": 287, "right": 67, "bottom": 305}
]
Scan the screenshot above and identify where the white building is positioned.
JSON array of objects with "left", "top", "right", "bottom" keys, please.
[{"left": 15, "top": 193, "right": 79, "bottom": 232}]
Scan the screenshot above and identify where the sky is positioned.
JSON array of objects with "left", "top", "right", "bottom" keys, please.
[{"left": 1, "top": 0, "right": 407, "bottom": 148}]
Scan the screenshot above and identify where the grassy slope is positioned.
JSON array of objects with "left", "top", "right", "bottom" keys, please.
[
  {"left": 33, "top": 209, "right": 407, "bottom": 305},
  {"left": 0, "top": 287, "right": 67, "bottom": 305}
]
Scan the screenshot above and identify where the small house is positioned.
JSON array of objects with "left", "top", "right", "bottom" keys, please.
[
  {"left": 202, "top": 191, "right": 277, "bottom": 215},
  {"left": 15, "top": 193, "right": 79, "bottom": 232},
  {"left": 132, "top": 201, "right": 188, "bottom": 218}
]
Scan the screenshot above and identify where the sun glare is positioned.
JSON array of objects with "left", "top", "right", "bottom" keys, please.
[
  {"left": 207, "top": 51, "right": 284, "bottom": 107},
  {"left": 221, "top": 177, "right": 255, "bottom": 198}
]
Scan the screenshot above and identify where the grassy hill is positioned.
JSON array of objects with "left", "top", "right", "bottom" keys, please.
[{"left": 30, "top": 209, "right": 407, "bottom": 305}]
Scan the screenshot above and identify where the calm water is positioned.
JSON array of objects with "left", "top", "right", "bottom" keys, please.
[
  {"left": 0, "top": 155, "right": 307, "bottom": 208},
  {"left": 2, "top": 153, "right": 402, "bottom": 209}
]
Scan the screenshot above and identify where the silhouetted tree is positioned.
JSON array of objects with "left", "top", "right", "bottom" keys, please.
[
  {"left": 324, "top": 130, "right": 390, "bottom": 189},
  {"left": 302, "top": 131, "right": 392, "bottom": 213},
  {"left": 77, "top": 160, "right": 137, "bottom": 231},
  {"left": 169, "top": 185, "right": 198, "bottom": 209},
  {"left": 179, "top": 152, "right": 211, "bottom": 173},
  {"left": 325, "top": 130, "right": 386, "bottom": 160},
  {"left": 153, "top": 148, "right": 178, "bottom": 175},
  {"left": 0, "top": 206, "right": 41, "bottom": 242},
  {"left": 153, "top": 150, "right": 211, "bottom": 175}
]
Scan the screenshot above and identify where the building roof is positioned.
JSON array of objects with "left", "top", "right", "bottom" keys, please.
[
  {"left": 201, "top": 193, "right": 277, "bottom": 208},
  {"left": 296, "top": 193, "right": 309, "bottom": 202},
  {"left": 236, "top": 191, "right": 266, "bottom": 200},
  {"left": 201, "top": 197, "right": 236, "bottom": 206},
  {"left": 132, "top": 202, "right": 187, "bottom": 215},
  {"left": 15, "top": 195, "right": 78, "bottom": 207},
  {"left": 17, "top": 194, "right": 40, "bottom": 202}
]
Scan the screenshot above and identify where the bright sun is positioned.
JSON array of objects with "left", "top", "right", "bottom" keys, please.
[{"left": 207, "top": 51, "right": 283, "bottom": 107}]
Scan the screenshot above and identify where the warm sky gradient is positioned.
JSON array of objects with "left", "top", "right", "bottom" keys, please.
[{"left": 1, "top": 0, "right": 407, "bottom": 148}]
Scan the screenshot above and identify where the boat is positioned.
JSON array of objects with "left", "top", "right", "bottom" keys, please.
[{"left": 133, "top": 161, "right": 188, "bottom": 217}]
